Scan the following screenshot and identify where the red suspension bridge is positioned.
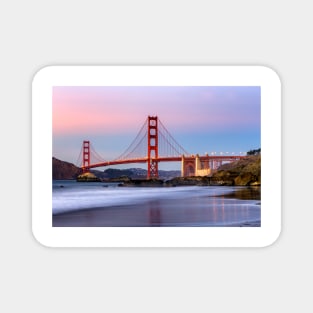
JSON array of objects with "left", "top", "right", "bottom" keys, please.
[{"left": 77, "top": 116, "right": 245, "bottom": 179}]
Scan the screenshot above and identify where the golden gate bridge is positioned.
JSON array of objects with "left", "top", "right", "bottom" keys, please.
[{"left": 77, "top": 116, "right": 245, "bottom": 178}]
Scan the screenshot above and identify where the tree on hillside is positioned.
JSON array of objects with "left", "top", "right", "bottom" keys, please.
[{"left": 247, "top": 148, "right": 261, "bottom": 155}]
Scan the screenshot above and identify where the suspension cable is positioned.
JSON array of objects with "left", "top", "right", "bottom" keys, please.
[
  {"left": 158, "top": 118, "right": 190, "bottom": 156},
  {"left": 75, "top": 143, "right": 83, "bottom": 167},
  {"left": 114, "top": 118, "right": 148, "bottom": 160},
  {"left": 90, "top": 143, "right": 106, "bottom": 162}
]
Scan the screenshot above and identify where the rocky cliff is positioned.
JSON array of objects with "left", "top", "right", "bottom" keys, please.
[
  {"left": 52, "top": 157, "right": 82, "bottom": 179},
  {"left": 210, "top": 155, "right": 261, "bottom": 186}
]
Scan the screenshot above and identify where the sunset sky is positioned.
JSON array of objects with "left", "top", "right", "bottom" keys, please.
[{"left": 53, "top": 86, "right": 261, "bottom": 170}]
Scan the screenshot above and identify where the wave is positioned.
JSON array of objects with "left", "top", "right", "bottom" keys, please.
[{"left": 53, "top": 185, "right": 222, "bottom": 214}]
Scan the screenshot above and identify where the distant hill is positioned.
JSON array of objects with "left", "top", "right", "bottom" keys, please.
[
  {"left": 52, "top": 157, "right": 181, "bottom": 180},
  {"left": 100, "top": 168, "right": 181, "bottom": 180},
  {"left": 52, "top": 157, "right": 82, "bottom": 179}
]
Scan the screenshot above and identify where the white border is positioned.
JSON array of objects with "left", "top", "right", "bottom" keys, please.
[{"left": 32, "top": 66, "right": 281, "bottom": 247}]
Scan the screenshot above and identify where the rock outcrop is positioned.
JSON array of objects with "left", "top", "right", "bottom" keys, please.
[
  {"left": 165, "top": 176, "right": 211, "bottom": 186},
  {"left": 210, "top": 155, "right": 261, "bottom": 186},
  {"left": 52, "top": 157, "right": 82, "bottom": 180},
  {"left": 110, "top": 177, "right": 164, "bottom": 187},
  {"left": 76, "top": 172, "right": 102, "bottom": 182}
]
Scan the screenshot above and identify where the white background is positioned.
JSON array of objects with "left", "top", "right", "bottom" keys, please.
[{"left": 1, "top": 1, "right": 310, "bottom": 312}]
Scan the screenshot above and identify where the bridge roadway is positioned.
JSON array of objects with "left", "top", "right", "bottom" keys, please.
[{"left": 84, "top": 155, "right": 245, "bottom": 170}]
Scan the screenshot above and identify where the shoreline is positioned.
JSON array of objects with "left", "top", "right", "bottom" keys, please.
[{"left": 53, "top": 187, "right": 261, "bottom": 227}]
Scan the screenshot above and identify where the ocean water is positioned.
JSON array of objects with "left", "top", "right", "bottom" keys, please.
[{"left": 52, "top": 180, "right": 261, "bottom": 227}]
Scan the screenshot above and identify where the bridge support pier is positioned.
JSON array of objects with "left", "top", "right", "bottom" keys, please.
[
  {"left": 195, "top": 154, "right": 212, "bottom": 176},
  {"left": 181, "top": 155, "right": 196, "bottom": 177},
  {"left": 181, "top": 155, "right": 185, "bottom": 177},
  {"left": 181, "top": 154, "right": 212, "bottom": 177}
]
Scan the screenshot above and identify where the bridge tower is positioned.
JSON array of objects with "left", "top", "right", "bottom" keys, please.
[
  {"left": 147, "top": 116, "right": 159, "bottom": 179},
  {"left": 82, "top": 140, "right": 90, "bottom": 173}
]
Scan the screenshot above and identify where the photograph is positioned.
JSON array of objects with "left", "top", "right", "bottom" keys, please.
[{"left": 52, "top": 85, "right": 261, "bottom": 227}]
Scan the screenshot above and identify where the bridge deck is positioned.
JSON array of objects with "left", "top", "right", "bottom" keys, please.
[{"left": 85, "top": 155, "right": 245, "bottom": 170}]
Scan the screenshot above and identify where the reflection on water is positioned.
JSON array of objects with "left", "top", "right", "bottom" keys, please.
[
  {"left": 52, "top": 182, "right": 261, "bottom": 227},
  {"left": 148, "top": 201, "right": 162, "bottom": 226},
  {"left": 218, "top": 187, "right": 260, "bottom": 200}
]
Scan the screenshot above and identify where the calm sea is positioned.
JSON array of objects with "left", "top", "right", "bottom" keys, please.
[{"left": 52, "top": 180, "right": 261, "bottom": 227}]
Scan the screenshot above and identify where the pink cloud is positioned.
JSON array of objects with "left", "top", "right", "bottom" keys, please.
[{"left": 53, "top": 86, "right": 260, "bottom": 135}]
